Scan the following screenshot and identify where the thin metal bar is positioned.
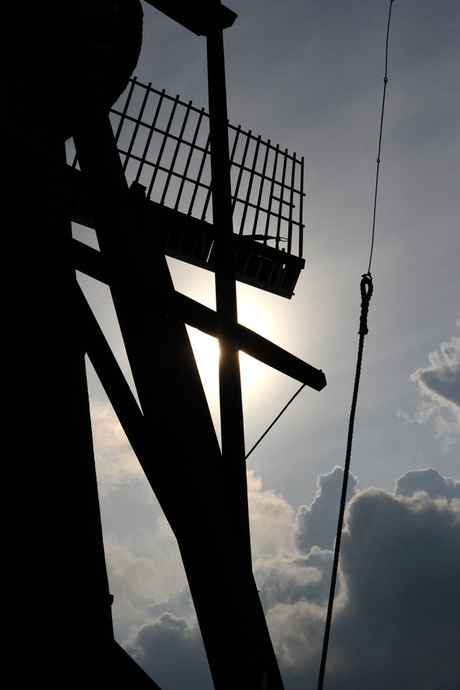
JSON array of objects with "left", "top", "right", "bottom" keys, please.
[
  {"left": 275, "top": 150, "right": 289, "bottom": 248},
  {"left": 238, "top": 135, "right": 261, "bottom": 234},
  {"left": 135, "top": 88, "right": 166, "bottom": 186},
  {"left": 298, "top": 157, "right": 305, "bottom": 258},
  {"left": 229, "top": 124, "right": 242, "bottom": 167},
  {"left": 264, "top": 144, "right": 280, "bottom": 238},
  {"left": 175, "top": 107, "right": 206, "bottom": 211},
  {"left": 146, "top": 94, "right": 180, "bottom": 199},
  {"left": 201, "top": 165, "right": 214, "bottom": 221},
  {"left": 287, "top": 152, "right": 297, "bottom": 255},
  {"left": 231, "top": 198, "right": 294, "bottom": 217},
  {"left": 228, "top": 124, "right": 242, "bottom": 217},
  {"left": 121, "top": 80, "right": 151, "bottom": 173},
  {"left": 160, "top": 100, "right": 193, "bottom": 206},
  {"left": 188, "top": 132, "right": 211, "bottom": 218},
  {"left": 113, "top": 76, "right": 137, "bottom": 144},
  {"left": 252, "top": 139, "right": 271, "bottom": 239},
  {"left": 231, "top": 130, "right": 252, "bottom": 220}
]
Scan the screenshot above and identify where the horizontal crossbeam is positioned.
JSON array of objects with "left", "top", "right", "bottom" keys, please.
[
  {"left": 172, "top": 292, "right": 326, "bottom": 390},
  {"left": 144, "top": 1, "right": 237, "bottom": 35},
  {"left": 71, "top": 239, "right": 326, "bottom": 391}
]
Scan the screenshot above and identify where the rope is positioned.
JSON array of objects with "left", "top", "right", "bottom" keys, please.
[
  {"left": 317, "top": 2, "right": 395, "bottom": 685},
  {"left": 368, "top": 0, "right": 395, "bottom": 275},
  {"left": 317, "top": 275, "right": 373, "bottom": 690},
  {"left": 245, "top": 0, "right": 392, "bottom": 469}
]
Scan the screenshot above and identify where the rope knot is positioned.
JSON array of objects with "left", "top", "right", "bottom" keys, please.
[{"left": 359, "top": 273, "right": 373, "bottom": 335}]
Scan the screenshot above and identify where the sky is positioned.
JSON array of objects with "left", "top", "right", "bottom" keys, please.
[{"left": 72, "top": 1, "right": 460, "bottom": 688}]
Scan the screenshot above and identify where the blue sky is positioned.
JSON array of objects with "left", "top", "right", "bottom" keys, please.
[{"left": 73, "top": 1, "right": 460, "bottom": 688}]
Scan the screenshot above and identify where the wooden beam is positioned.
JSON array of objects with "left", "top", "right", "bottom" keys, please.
[
  {"left": 173, "top": 292, "right": 327, "bottom": 391},
  {"left": 70, "top": 240, "right": 326, "bottom": 391},
  {"left": 144, "top": 0, "right": 237, "bottom": 36}
]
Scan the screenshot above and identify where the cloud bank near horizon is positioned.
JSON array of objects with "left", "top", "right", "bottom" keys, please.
[{"left": 110, "top": 466, "right": 460, "bottom": 690}]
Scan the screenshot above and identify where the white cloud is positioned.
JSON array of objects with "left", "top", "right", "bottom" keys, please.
[
  {"left": 266, "top": 599, "right": 326, "bottom": 688},
  {"left": 89, "top": 396, "right": 144, "bottom": 494},
  {"left": 412, "top": 321, "right": 460, "bottom": 407},
  {"left": 254, "top": 547, "right": 333, "bottom": 613},
  {"left": 103, "top": 513, "right": 187, "bottom": 642},
  {"left": 248, "top": 470, "right": 295, "bottom": 559},
  {"left": 408, "top": 320, "right": 460, "bottom": 445}
]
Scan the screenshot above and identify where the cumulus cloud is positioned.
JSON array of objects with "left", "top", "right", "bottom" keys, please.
[
  {"left": 257, "top": 470, "right": 460, "bottom": 690},
  {"left": 115, "top": 468, "right": 460, "bottom": 690},
  {"left": 254, "top": 547, "right": 333, "bottom": 613},
  {"left": 104, "top": 516, "right": 187, "bottom": 641},
  {"left": 408, "top": 320, "right": 460, "bottom": 444},
  {"left": 294, "top": 466, "right": 358, "bottom": 553},
  {"left": 123, "top": 613, "right": 212, "bottom": 690},
  {"left": 328, "top": 486, "right": 460, "bottom": 690},
  {"left": 395, "top": 467, "right": 460, "bottom": 501},
  {"left": 411, "top": 322, "right": 460, "bottom": 407},
  {"left": 248, "top": 470, "right": 295, "bottom": 558}
]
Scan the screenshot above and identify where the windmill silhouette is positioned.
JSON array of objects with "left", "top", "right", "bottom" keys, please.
[{"left": 2, "top": 2, "right": 326, "bottom": 688}]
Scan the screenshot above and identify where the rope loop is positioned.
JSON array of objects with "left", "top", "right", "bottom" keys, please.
[{"left": 359, "top": 273, "right": 373, "bottom": 335}]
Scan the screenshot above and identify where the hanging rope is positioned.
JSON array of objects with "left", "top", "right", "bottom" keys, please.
[
  {"left": 317, "top": 2, "right": 395, "bottom": 687},
  {"left": 368, "top": 0, "right": 395, "bottom": 275},
  {"left": 317, "top": 274, "right": 373, "bottom": 690}
]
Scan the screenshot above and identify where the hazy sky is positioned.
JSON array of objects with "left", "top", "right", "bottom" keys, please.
[{"left": 74, "top": 1, "right": 460, "bottom": 688}]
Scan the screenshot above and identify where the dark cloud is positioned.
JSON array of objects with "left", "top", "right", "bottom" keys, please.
[
  {"left": 119, "top": 469, "right": 460, "bottom": 690},
  {"left": 395, "top": 467, "right": 460, "bottom": 501},
  {"left": 294, "top": 466, "right": 358, "bottom": 553},
  {"left": 123, "top": 613, "right": 212, "bottom": 690},
  {"left": 262, "top": 481, "right": 460, "bottom": 690},
  {"left": 327, "top": 488, "right": 460, "bottom": 689}
]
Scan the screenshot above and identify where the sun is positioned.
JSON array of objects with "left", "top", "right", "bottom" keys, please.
[
  {"left": 170, "top": 260, "right": 281, "bottom": 413},
  {"left": 187, "top": 287, "right": 276, "bottom": 406},
  {"left": 187, "top": 328, "right": 266, "bottom": 402}
]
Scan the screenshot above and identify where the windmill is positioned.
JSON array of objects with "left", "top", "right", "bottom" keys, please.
[{"left": 2, "top": 1, "right": 326, "bottom": 688}]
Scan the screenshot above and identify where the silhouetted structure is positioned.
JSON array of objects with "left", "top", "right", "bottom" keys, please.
[{"left": 2, "top": 2, "right": 326, "bottom": 689}]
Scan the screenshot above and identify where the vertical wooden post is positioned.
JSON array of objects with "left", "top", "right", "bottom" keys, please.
[{"left": 206, "top": 2, "right": 251, "bottom": 569}]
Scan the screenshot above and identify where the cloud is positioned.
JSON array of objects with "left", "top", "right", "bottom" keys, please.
[
  {"left": 89, "top": 396, "right": 144, "bottom": 494},
  {"left": 254, "top": 469, "right": 460, "bottom": 690},
  {"left": 328, "top": 486, "right": 460, "bottom": 690},
  {"left": 104, "top": 517, "right": 187, "bottom": 641},
  {"left": 123, "top": 613, "right": 212, "bottom": 690},
  {"left": 408, "top": 320, "right": 460, "bottom": 445},
  {"left": 395, "top": 467, "right": 460, "bottom": 501},
  {"left": 294, "top": 466, "right": 358, "bottom": 553},
  {"left": 411, "top": 321, "right": 460, "bottom": 407},
  {"left": 254, "top": 547, "right": 333, "bottom": 613},
  {"left": 248, "top": 470, "right": 295, "bottom": 558},
  {"left": 115, "top": 468, "right": 460, "bottom": 690}
]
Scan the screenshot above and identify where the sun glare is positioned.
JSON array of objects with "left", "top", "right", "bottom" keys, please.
[
  {"left": 169, "top": 259, "right": 284, "bottom": 413},
  {"left": 187, "top": 287, "right": 278, "bottom": 407}
]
